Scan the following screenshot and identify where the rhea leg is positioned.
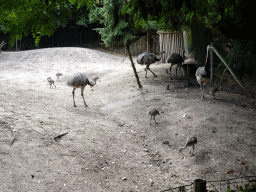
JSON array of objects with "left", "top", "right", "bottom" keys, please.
[
  {"left": 153, "top": 116, "right": 158, "bottom": 124},
  {"left": 201, "top": 82, "right": 207, "bottom": 101},
  {"left": 170, "top": 64, "right": 173, "bottom": 79},
  {"left": 72, "top": 88, "right": 77, "bottom": 107},
  {"left": 176, "top": 65, "right": 178, "bottom": 79},
  {"left": 148, "top": 68, "right": 157, "bottom": 78},
  {"left": 81, "top": 87, "right": 87, "bottom": 107},
  {"left": 189, "top": 145, "right": 195, "bottom": 156},
  {"left": 199, "top": 81, "right": 204, "bottom": 101},
  {"left": 52, "top": 82, "right": 56, "bottom": 88},
  {"left": 145, "top": 68, "right": 148, "bottom": 78},
  {"left": 146, "top": 64, "right": 157, "bottom": 78}
]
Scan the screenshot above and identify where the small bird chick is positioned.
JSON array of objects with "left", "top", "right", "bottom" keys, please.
[
  {"left": 47, "top": 77, "right": 56, "bottom": 88},
  {"left": 179, "top": 137, "right": 197, "bottom": 156},
  {"left": 210, "top": 87, "right": 222, "bottom": 96},
  {"left": 56, "top": 73, "right": 63, "bottom": 81},
  {"left": 148, "top": 108, "right": 160, "bottom": 125}
]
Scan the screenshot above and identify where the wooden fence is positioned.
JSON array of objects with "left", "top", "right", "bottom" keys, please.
[{"left": 157, "top": 31, "right": 184, "bottom": 63}]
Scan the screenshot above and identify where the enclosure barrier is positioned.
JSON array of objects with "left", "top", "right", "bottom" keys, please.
[
  {"left": 208, "top": 44, "right": 245, "bottom": 90},
  {"left": 161, "top": 176, "right": 256, "bottom": 192}
]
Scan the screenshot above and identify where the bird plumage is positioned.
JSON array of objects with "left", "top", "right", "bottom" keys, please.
[
  {"left": 148, "top": 108, "right": 160, "bottom": 125},
  {"left": 137, "top": 51, "right": 165, "bottom": 78},
  {"left": 166, "top": 53, "right": 184, "bottom": 79},
  {"left": 56, "top": 73, "right": 63, "bottom": 81},
  {"left": 66, "top": 73, "right": 99, "bottom": 107},
  {"left": 179, "top": 137, "right": 197, "bottom": 156},
  {"left": 47, "top": 77, "right": 56, "bottom": 88},
  {"left": 195, "top": 65, "right": 210, "bottom": 100},
  {"left": 196, "top": 45, "right": 212, "bottom": 100},
  {"left": 137, "top": 52, "right": 161, "bottom": 65},
  {"left": 166, "top": 53, "right": 184, "bottom": 64}
]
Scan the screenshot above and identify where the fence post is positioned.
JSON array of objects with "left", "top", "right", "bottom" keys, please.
[
  {"left": 210, "top": 42, "right": 213, "bottom": 86},
  {"left": 194, "top": 179, "right": 206, "bottom": 192}
]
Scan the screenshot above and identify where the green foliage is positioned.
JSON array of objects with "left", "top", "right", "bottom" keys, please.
[
  {"left": 89, "top": 0, "right": 137, "bottom": 47},
  {"left": 227, "top": 185, "right": 235, "bottom": 192},
  {"left": 74, "top": 6, "right": 90, "bottom": 27},
  {"left": 179, "top": 186, "right": 185, "bottom": 192},
  {"left": 237, "top": 180, "right": 256, "bottom": 192},
  {"left": 0, "top": 0, "right": 93, "bottom": 46},
  {"left": 227, "top": 180, "right": 256, "bottom": 192},
  {"left": 124, "top": 0, "right": 252, "bottom": 39},
  {"left": 218, "top": 40, "right": 256, "bottom": 78},
  {"left": 0, "top": 24, "right": 5, "bottom": 32}
]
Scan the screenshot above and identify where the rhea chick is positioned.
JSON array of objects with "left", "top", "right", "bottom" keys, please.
[
  {"left": 56, "top": 73, "right": 63, "bottom": 81},
  {"left": 148, "top": 108, "right": 160, "bottom": 125},
  {"left": 179, "top": 137, "right": 197, "bottom": 156},
  {"left": 47, "top": 77, "right": 56, "bottom": 88}
]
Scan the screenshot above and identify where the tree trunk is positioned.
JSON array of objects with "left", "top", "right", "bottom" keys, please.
[
  {"left": 126, "top": 43, "right": 142, "bottom": 88},
  {"left": 147, "top": 29, "right": 149, "bottom": 52}
]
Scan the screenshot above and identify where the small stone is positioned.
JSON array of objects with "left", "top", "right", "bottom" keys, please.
[{"left": 163, "top": 141, "right": 169, "bottom": 145}]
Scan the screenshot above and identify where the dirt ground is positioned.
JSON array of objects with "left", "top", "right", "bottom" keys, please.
[{"left": 0, "top": 47, "right": 256, "bottom": 192}]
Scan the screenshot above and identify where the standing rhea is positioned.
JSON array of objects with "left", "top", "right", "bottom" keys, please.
[
  {"left": 196, "top": 46, "right": 211, "bottom": 100},
  {"left": 179, "top": 137, "right": 197, "bottom": 156},
  {"left": 66, "top": 73, "right": 99, "bottom": 107},
  {"left": 47, "top": 77, "right": 56, "bottom": 88},
  {"left": 137, "top": 51, "right": 165, "bottom": 78},
  {"left": 56, "top": 73, "right": 63, "bottom": 81},
  {"left": 195, "top": 65, "right": 210, "bottom": 100},
  {"left": 148, "top": 108, "right": 160, "bottom": 125},
  {"left": 166, "top": 53, "right": 184, "bottom": 79}
]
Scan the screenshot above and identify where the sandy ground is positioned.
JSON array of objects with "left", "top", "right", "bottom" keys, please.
[{"left": 0, "top": 47, "right": 255, "bottom": 192}]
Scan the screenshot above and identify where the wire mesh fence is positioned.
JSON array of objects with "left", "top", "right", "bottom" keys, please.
[
  {"left": 161, "top": 176, "right": 256, "bottom": 192},
  {"left": 210, "top": 40, "right": 256, "bottom": 98},
  {"left": 161, "top": 183, "right": 194, "bottom": 192},
  {"left": 206, "top": 176, "right": 256, "bottom": 192}
]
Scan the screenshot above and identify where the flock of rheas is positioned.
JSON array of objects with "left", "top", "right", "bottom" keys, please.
[{"left": 47, "top": 50, "right": 222, "bottom": 157}]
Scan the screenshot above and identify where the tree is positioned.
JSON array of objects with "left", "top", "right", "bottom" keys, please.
[
  {"left": 0, "top": 0, "right": 93, "bottom": 46},
  {"left": 124, "top": 0, "right": 254, "bottom": 40},
  {"left": 89, "top": 0, "right": 143, "bottom": 88}
]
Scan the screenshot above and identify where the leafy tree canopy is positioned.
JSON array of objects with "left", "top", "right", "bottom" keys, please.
[
  {"left": 0, "top": 0, "right": 93, "bottom": 46},
  {"left": 88, "top": 0, "right": 143, "bottom": 88},
  {"left": 89, "top": 0, "right": 141, "bottom": 47},
  {"left": 124, "top": 0, "right": 254, "bottom": 39}
]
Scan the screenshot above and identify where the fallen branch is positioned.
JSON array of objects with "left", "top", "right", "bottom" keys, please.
[
  {"left": 54, "top": 132, "right": 68, "bottom": 142},
  {"left": 10, "top": 129, "right": 17, "bottom": 145}
]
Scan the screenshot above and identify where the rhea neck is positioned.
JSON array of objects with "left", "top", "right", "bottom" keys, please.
[
  {"left": 156, "top": 51, "right": 165, "bottom": 61},
  {"left": 88, "top": 78, "right": 97, "bottom": 86}
]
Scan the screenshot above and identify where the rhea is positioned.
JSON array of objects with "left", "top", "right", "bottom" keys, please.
[
  {"left": 47, "top": 77, "right": 56, "bottom": 88},
  {"left": 179, "top": 137, "right": 197, "bottom": 156},
  {"left": 148, "top": 108, "right": 160, "bottom": 125},
  {"left": 137, "top": 51, "right": 165, "bottom": 78},
  {"left": 56, "top": 73, "right": 63, "bottom": 81},
  {"left": 66, "top": 73, "right": 99, "bottom": 107}
]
